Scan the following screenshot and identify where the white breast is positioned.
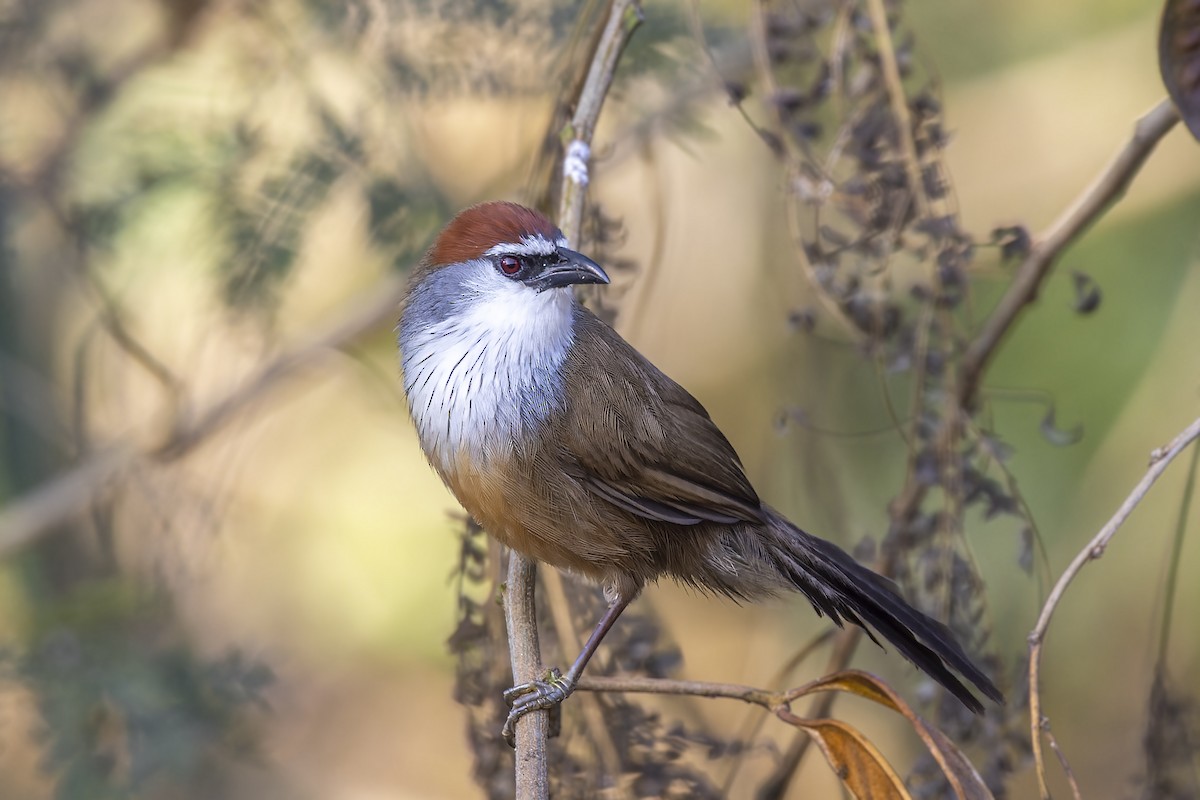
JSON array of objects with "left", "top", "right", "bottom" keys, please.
[{"left": 401, "top": 270, "right": 575, "bottom": 475}]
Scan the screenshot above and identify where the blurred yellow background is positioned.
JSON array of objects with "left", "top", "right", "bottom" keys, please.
[{"left": 0, "top": 0, "right": 1198, "bottom": 798}]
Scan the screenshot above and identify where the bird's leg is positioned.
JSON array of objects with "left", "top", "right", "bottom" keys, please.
[{"left": 502, "top": 590, "right": 633, "bottom": 747}]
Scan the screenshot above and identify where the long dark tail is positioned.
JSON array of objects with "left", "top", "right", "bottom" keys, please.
[{"left": 762, "top": 508, "right": 1003, "bottom": 712}]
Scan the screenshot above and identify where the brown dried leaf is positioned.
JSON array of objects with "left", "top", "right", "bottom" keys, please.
[
  {"left": 785, "top": 669, "right": 996, "bottom": 800},
  {"left": 775, "top": 710, "right": 911, "bottom": 800}
]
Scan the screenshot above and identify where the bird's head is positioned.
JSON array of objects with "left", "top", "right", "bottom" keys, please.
[
  {"left": 398, "top": 203, "right": 610, "bottom": 446},
  {"left": 400, "top": 201, "right": 610, "bottom": 365},
  {"left": 416, "top": 201, "right": 608, "bottom": 298}
]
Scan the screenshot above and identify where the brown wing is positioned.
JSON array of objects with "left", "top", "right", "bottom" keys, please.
[{"left": 555, "top": 309, "right": 764, "bottom": 527}]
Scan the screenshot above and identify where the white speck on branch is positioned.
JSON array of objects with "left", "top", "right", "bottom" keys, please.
[
  {"left": 562, "top": 139, "right": 591, "bottom": 186},
  {"left": 555, "top": 0, "right": 644, "bottom": 245}
]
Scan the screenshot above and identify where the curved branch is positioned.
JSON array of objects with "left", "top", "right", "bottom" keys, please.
[
  {"left": 960, "top": 98, "right": 1180, "bottom": 407},
  {"left": 1027, "top": 415, "right": 1200, "bottom": 799}
]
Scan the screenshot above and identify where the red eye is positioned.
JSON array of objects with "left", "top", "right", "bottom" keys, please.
[{"left": 499, "top": 256, "right": 522, "bottom": 275}]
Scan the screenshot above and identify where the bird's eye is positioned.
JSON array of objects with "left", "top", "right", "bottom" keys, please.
[{"left": 499, "top": 255, "right": 523, "bottom": 276}]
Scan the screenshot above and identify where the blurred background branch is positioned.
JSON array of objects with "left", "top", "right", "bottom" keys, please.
[
  {"left": 0, "top": 276, "right": 406, "bottom": 556},
  {"left": 959, "top": 97, "right": 1181, "bottom": 406}
]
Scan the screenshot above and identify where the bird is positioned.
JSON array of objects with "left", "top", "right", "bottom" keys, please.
[{"left": 397, "top": 201, "right": 1002, "bottom": 743}]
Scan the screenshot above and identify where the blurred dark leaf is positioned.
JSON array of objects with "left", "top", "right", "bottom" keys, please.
[
  {"left": 1070, "top": 270, "right": 1102, "bottom": 314},
  {"left": 852, "top": 536, "right": 877, "bottom": 564},
  {"left": 219, "top": 151, "right": 342, "bottom": 310},
  {"left": 19, "top": 585, "right": 269, "bottom": 800},
  {"left": 1017, "top": 527, "right": 1034, "bottom": 575},
  {"left": 914, "top": 449, "right": 940, "bottom": 486},
  {"left": 317, "top": 108, "right": 364, "bottom": 163},
  {"left": 991, "top": 225, "right": 1032, "bottom": 263},
  {"left": 963, "top": 468, "right": 1019, "bottom": 520},
  {"left": 366, "top": 180, "right": 447, "bottom": 263},
  {"left": 922, "top": 164, "right": 948, "bottom": 199},
  {"left": 914, "top": 215, "right": 959, "bottom": 241},
  {"left": 787, "top": 307, "right": 817, "bottom": 333},
  {"left": 1039, "top": 405, "right": 1084, "bottom": 447},
  {"left": 1160, "top": 0, "right": 1200, "bottom": 141},
  {"left": 204, "top": 651, "right": 276, "bottom": 711},
  {"left": 1142, "top": 668, "right": 1200, "bottom": 800}
]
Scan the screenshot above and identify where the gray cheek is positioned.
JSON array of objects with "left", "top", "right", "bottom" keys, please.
[
  {"left": 401, "top": 281, "right": 450, "bottom": 340},
  {"left": 401, "top": 262, "right": 486, "bottom": 337}
]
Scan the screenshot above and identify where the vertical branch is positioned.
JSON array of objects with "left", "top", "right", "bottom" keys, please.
[
  {"left": 504, "top": 0, "right": 642, "bottom": 795},
  {"left": 505, "top": 555, "right": 551, "bottom": 799},
  {"left": 556, "top": 0, "right": 644, "bottom": 242}
]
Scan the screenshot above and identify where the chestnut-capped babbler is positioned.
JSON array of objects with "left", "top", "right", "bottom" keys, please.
[{"left": 398, "top": 202, "right": 1002, "bottom": 744}]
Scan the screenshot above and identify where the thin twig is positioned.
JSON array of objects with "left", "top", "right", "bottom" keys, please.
[
  {"left": 1027, "top": 416, "right": 1200, "bottom": 799},
  {"left": 578, "top": 673, "right": 781, "bottom": 707},
  {"left": 960, "top": 98, "right": 1180, "bottom": 407},
  {"left": 1042, "top": 718, "right": 1084, "bottom": 800},
  {"left": 580, "top": 667, "right": 932, "bottom": 713}
]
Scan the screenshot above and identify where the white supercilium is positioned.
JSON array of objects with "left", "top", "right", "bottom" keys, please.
[{"left": 483, "top": 234, "right": 568, "bottom": 258}]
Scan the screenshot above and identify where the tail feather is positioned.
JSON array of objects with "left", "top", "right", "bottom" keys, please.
[{"left": 763, "top": 509, "right": 1003, "bottom": 711}]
